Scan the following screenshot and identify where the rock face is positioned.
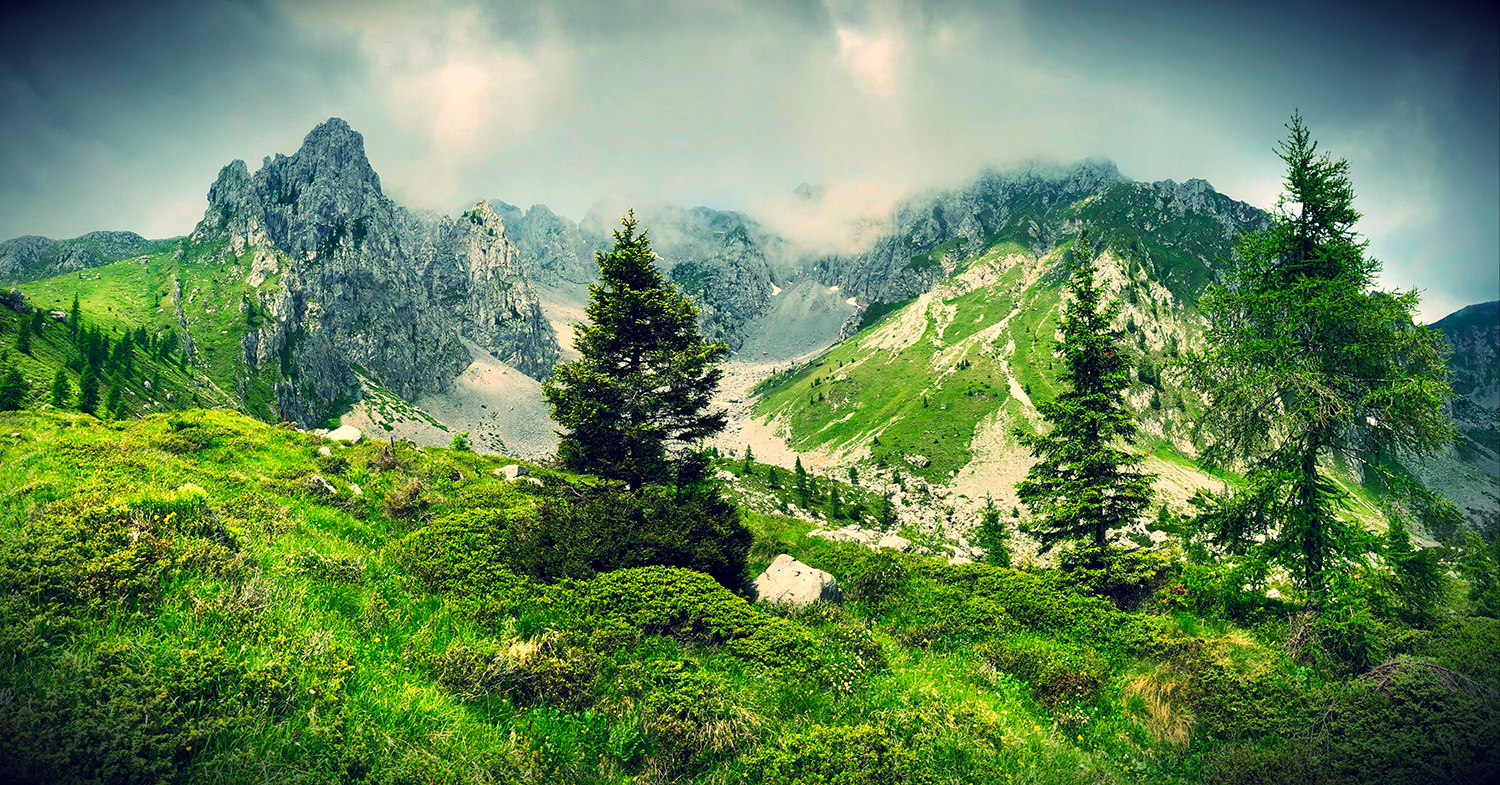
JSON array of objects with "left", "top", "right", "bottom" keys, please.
[
  {"left": 1433, "top": 301, "right": 1500, "bottom": 478},
  {"left": 0, "top": 231, "right": 162, "bottom": 283},
  {"left": 752, "top": 554, "right": 841, "bottom": 606},
  {"left": 191, "top": 118, "right": 559, "bottom": 426},
  {"left": 493, "top": 202, "right": 598, "bottom": 286},
  {"left": 669, "top": 226, "right": 777, "bottom": 351}
]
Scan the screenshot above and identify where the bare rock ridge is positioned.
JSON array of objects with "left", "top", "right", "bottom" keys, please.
[
  {"left": 1433, "top": 301, "right": 1500, "bottom": 478},
  {"left": 193, "top": 117, "right": 559, "bottom": 426}
]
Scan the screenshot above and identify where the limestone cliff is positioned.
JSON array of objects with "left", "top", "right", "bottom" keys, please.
[{"left": 191, "top": 118, "right": 558, "bottom": 426}]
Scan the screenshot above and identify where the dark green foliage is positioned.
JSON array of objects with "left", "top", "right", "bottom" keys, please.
[
  {"left": 14, "top": 319, "right": 29, "bottom": 354},
  {"left": 544, "top": 212, "right": 729, "bottom": 488},
  {"left": 448, "top": 430, "right": 471, "bottom": 451},
  {"left": 105, "top": 378, "right": 124, "bottom": 419},
  {"left": 49, "top": 367, "right": 69, "bottom": 408},
  {"left": 514, "top": 477, "right": 751, "bottom": 590},
  {"left": 748, "top": 724, "right": 922, "bottom": 785},
  {"left": 974, "top": 496, "right": 1011, "bottom": 567},
  {"left": 1054, "top": 545, "right": 1177, "bottom": 610},
  {"left": 77, "top": 363, "right": 100, "bottom": 414},
  {"left": 1015, "top": 236, "right": 1155, "bottom": 558},
  {"left": 1187, "top": 113, "right": 1453, "bottom": 604},
  {"left": 68, "top": 294, "right": 80, "bottom": 336},
  {"left": 0, "top": 367, "right": 27, "bottom": 411}
]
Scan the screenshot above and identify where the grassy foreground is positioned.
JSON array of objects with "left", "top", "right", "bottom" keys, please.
[{"left": 1, "top": 409, "right": 1496, "bottom": 784}]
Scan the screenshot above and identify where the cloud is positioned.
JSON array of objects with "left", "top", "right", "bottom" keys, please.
[{"left": 0, "top": 0, "right": 1491, "bottom": 319}]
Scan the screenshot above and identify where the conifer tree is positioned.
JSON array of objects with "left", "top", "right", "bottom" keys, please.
[
  {"left": 15, "top": 320, "right": 30, "bottom": 355},
  {"left": 975, "top": 496, "right": 1012, "bottom": 567},
  {"left": 742, "top": 444, "right": 754, "bottom": 475},
  {"left": 106, "top": 380, "right": 124, "bottom": 419},
  {"left": 828, "top": 483, "right": 842, "bottom": 519},
  {"left": 79, "top": 365, "right": 100, "bottom": 415},
  {"left": 0, "top": 367, "right": 27, "bottom": 411},
  {"left": 1186, "top": 112, "right": 1452, "bottom": 606},
  {"left": 1014, "top": 236, "right": 1155, "bottom": 562},
  {"left": 794, "top": 457, "right": 810, "bottom": 506},
  {"left": 69, "top": 294, "right": 80, "bottom": 336},
  {"left": 543, "top": 212, "right": 729, "bottom": 488},
  {"left": 50, "top": 368, "right": 70, "bottom": 408}
]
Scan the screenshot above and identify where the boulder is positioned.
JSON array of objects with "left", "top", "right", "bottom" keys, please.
[
  {"left": 714, "top": 469, "right": 736, "bottom": 482},
  {"left": 305, "top": 474, "right": 338, "bottom": 497},
  {"left": 326, "top": 425, "right": 363, "bottom": 443},
  {"left": 877, "top": 534, "right": 911, "bottom": 552},
  {"left": 493, "top": 464, "right": 530, "bottom": 480},
  {"left": 807, "top": 527, "right": 877, "bottom": 547},
  {"left": 318, "top": 445, "right": 333, "bottom": 457},
  {"left": 948, "top": 556, "right": 973, "bottom": 566},
  {"left": 753, "top": 554, "right": 841, "bottom": 606},
  {"left": 349, "top": 483, "right": 363, "bottom": 496}
]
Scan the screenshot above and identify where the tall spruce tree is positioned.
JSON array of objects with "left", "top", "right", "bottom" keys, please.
[
  {"left": 79, "top": 365, "right": 101, "bottom": 415},
  {"left": 543, "top": 212, "right": 728, "bottom": 488},
  {"left": 0, "top": 367, "right": 27, "bottom": 411},
  {"left": 50, "top": 368, "right": 70, "bottom": 408},
  {"left": 1014, "top": 236, "right": 1155, "bottom": 562},
  {"left": 1186, "top": 112, "right": 1453, "bottom": 606}
]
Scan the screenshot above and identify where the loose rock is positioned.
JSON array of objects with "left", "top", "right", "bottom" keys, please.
[{"left": 753, "top": 554, "right": 841, "bottom": 606}]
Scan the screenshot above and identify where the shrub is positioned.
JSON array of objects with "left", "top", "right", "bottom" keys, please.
[
  {"left": 584, "top": 567, "right": 822, "bottom": 678},
  {"left": 748, "top": 724, "right": 923, "bottom": 785},
  {"left": 977, "top": 634, "right": 1107, "bottom": 706},
  {"left": 1198, "top": 740, "right": 1328, "bottom": 785},
  {"left": 643, "top": 668, "right": 757, "bottom": 775},
  {"left": 1055, "top": 545, "right": 1178, "bottom": 610},
  {"left": 514, "top": 481, "right": 751, "bottom": 590},
  {"left": 842, "top": 549, "right": 913, "bottom": 616}
]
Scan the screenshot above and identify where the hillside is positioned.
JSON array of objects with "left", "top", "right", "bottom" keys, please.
[{"left": 2, "top": 408, "right": 1496, "bottom": 783}]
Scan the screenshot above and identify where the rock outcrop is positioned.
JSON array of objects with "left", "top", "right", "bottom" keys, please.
[
  {"left": 190, "top": 118, "right": 560, "bottom": 426},
  {"left": 752, "top": 554, "right": 841, "bottom": 606}
]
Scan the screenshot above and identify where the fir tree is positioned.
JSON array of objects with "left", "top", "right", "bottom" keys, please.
[
  {"left": 15, "top": 320, "right": 30, "bottom": 355},
  {"left": 794, "top": 457, "right": 810, "bottom": 506},
  {"left": 1186, "top": 112, "right": 1453, "bottom": 605},
  {"left": 50, "top": 368, "right": 70, "bottom": 408},
  {"left": 30, "top": 309, "right": 44, "bottom": 336},
  {"left": 79, "top": 365, "right": 100, "bottom": 415},
  {"left": 106, "top": 380, "right": 124, "bottom": 419},
  {"left": 828, "top": 483, "right": 842, "bottom": 519},
  {"left": 0, "top": 367, "right": 28, "bottom": 411},
  {"left": 765, "top": 465, "right": 779, "bottom": 488},
  {"left": 543, "top": 212, "right": 728, "bottom": 488},
  {"left": 1014, "top": 236, "right": 1155, "bottom": 562},
  {"left": 742, "top": 444, "right": 754, "bottom": 475},
  {"left": 975, "top": 496, "right": 1011, "bottom": 567},
  {"left": 69, "top": 294, "right": 80, "bottom": 336}
]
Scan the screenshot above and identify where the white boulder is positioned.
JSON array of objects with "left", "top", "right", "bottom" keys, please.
[
  {"left": 752, "top": 554, "right": 841, "bottom": 606},
  {"left": 493, "top": 464, "right": 530, "bottom": 481},
  {"left": 326, "top": 425, "right": 363, "bottom": 443},
  {"left": 877, "top": 534, "right": 911, "bottom": 552}
]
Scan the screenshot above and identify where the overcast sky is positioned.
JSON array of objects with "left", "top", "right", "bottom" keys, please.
[{"left": 2, "top": 0, "right": 1494, "bottom": 321}]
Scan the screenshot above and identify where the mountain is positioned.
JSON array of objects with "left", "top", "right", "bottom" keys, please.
[
  {"left": 0, "top": 231, "right": 171, "bottom": 283},
  {"left": 186, "top": 118, "right": 559, "bottom": 427},
  {"left": 1434, "top": 300, "right": 1500, "bottom": 476}
]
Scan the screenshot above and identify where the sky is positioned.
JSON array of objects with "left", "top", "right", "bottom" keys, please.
[{"left": 1, "top": 0, "right": 1494, "bottom": 321}]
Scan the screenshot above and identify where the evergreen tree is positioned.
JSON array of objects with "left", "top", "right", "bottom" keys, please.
[
  {"left": 106, "top": 380, "right": 124, "bottom": 419},
  {"left": 1014, "top": 236, "right": 1155, "bottom": 562},
  {"left": 543, "top": 212, "right": 728, "bottom": 488},
  {"left": 765, "top": 465, "right": 780, "bottom": 488},
  {"left": 828, "top": 483, "right": 842, "bottom": 519},
  {"left": 114, "top": 333, "right": 135, "bottom": 377},
  {"left": 1186, "top": 112, "right": 1452, "bottom": 606},
  {"left": 50, "top": 368, "right": 70, "bottom": 408},
  {"left": 69, "top": 294, "right": 80, "bottom": 336},
  {"left": 30, "top": 309, "right": 44, "bottom": 336},
  {"left": 848, "top": 466, "right": 859, "bottom": 486},
  {"left": 14, "top": 320, "right": 30, "bottom": 355},
  {"left": 742, "top": 444, "right": 754, "bottom": 475},
  {"left": 0, "top": 367, "right": 28, "bottom": 411},
  {"left": 79, "top": 365, "right": 100, "bottom": 415},
  {"left": 878, "top": 494, "right": 897, "bottom": 530},
  {"left": 975, "top": 495, "right": 1012, "bottom": 567}
]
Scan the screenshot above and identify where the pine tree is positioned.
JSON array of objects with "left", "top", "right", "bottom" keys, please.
[
  {"left": 543, "top": 212, "right": 728, "bottom": 488},
  {"left": 69, "top": 294, "right": 80, "bottom": 336},
  {"left": 975, "top": 496, "right": 1012, "bottom": 567},
  {"left": 114, "top": 333, "right": 135, "bottom": 377},
  {"left": 15, "top": 321, "right": 30, "bottom": 355},
  {"left": 79, "top": 365, "right": 100, "bottom": 415},
  {"left": 106, "top": 380, "right": 124, "bottom": 419},
  {"left": 765, "top": 465, "right": 779, "bottom": 488},
  {"left": 50, "top": 368, "right": 70, "bottom": 408},
  {"left": 828, "top": 484, "right": 842, "bottom": 519},
  {"left": 742, "top": 444, "right": 754, "bottom": 475},
  {"left": 1014, "top": 236, "right": 1155, "bottom": 562},
  {"left": 848, "top": 466, "right": 859, "bottom": 486},
  {"left": 0, "top": 367, "right": 28, "bottom": 411},
  {"left": 1186, "top": 112, "right": 1452, "bottom": 606},
  {"left": 794, "top": 457, "right": 810, "bottom": 506},
  {"left": 29, "top": 309, "right": 44, "bottom": 336}
]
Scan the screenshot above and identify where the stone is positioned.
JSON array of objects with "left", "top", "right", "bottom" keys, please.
[
  {"left": 349, "top": 483, "right": 363, "bottom": 496},
  {"left": 904, "top": 454, "right": 931, "bottom": 468},
  {"left": 326, "top": 425, "right": 363, "bottom": 443},
  {"left": 714, "top": 469, "right": 736, "bottom": 482},
  {"left": 306, "top": 474, "right": 338, "bottom": 497},
  {"left": 752, "top": 554, "right": 841, "bottom": 606},
  {"left": 493, "top": 464, "right": 530, "bottom": 480},
  {"left": 877, "top": 534, "right": 911, "bottom": 552},
  {"left": 318, "top": 445, "right": 333, "bottom": 457},
  {"left": 948, "top": 556, "right": 973, "bottom": 566},
  {"left": 807, "top": 527, "right": 877, "bottom": 547}
]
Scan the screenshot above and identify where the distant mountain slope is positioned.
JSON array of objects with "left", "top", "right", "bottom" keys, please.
[
  {"left": 1434, "top": 300, "right": 1500, "bottom": 476},
  {"left": 0, "top": 231, "right": 171, "bottom": 283}
]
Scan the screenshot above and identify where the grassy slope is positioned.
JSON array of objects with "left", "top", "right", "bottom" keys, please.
[
  {"left": 10, "top": 410, "right": 1491, "bottom": 783},
  {"left": 13, "top": 241, "right": 284, "bottom": 421}
]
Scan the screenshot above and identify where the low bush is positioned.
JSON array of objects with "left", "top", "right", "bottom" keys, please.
[
  {"left": 977, "top": 634, "right": 1107, "bottom": 706},
  {"left": 747, "top": 723, "right": 924, "bottom": 785}
]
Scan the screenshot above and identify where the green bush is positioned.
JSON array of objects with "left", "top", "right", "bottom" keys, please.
[
  {"left": 1198, "top": 740, "right": 1328, "bottom": 785},
  {"left": 748, "top": 724, "right": 923, "bottom": 785},
  {"left": 584, "top": 567, "right": 822, "bottom": 678},
  {"left": 977, "top": 634, "right": 1107, "bottom": 706},
  {"left": 842, "top": 549, "right": 913, "bottom": 616},
  {"left": 515, "top": 481, "right": 751, "bottom": 590}
]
